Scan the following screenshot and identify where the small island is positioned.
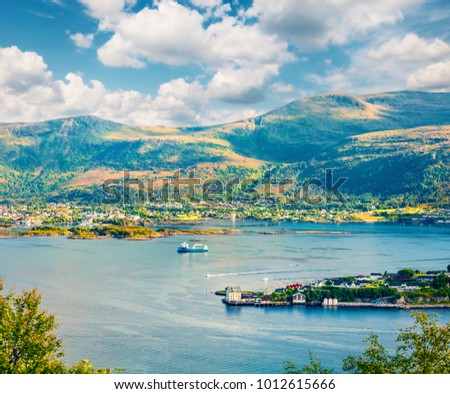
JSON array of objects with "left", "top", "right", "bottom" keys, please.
[
  {"left": 0, "top": 223, "right": 359, "bottom": 240},
  {"left": 0, "top": 225, "right": 240, "bottom": 240},
  {"left": 220, "top": 267, "right": 450, "bottom": 309}
]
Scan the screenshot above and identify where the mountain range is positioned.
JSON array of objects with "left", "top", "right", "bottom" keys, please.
[{"left": 0, "top": 90, "right": 449, "bottom": 204}]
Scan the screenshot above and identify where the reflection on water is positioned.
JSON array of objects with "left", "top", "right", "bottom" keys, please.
[{"left": 1, "top": 221, "right": 449, "bottom": 373}]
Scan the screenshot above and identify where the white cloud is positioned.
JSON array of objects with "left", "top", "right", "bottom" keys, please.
[
  {"left": 86, "top": 0, "right": 427, "bottom": 106},
  {"left": 211, "top": 3, "right": 231, "bottom": 19},
  {"left": 98, "top": 3, "right": 210, "bottom": 67},
  {"left": 45, "top": 0, "right": 65, "bottom": 5},
  {"left": 69, "top": 32, "right": 95, "bottom": 49},
  {"left": 0, "top": 45, "right": 262, "bottom": 126},
  {"left": 190, "top": 0, "right": 222, "bottom": 9},
  {"left": 0, "top": 46, "right": 52, "bottom": 92},
  {"left": 207, "top": 108, "right": 263, "bottom": 125},
  {"left": 246, "top": 0, "right": 423, "bottom": 50},
  {"left": 407, "top": 61, "right": 450, "bottom": 91},
  {"left": 78, "top": 0, "right": 136, "bottom": 20},
  {"left": 189, "top": 0, "right": 230, "bottom": 19},
  {"left": 270, "top": 82, "right": 294, "bottom": 93},
  {"left": 309, "top": 32, "right": 450, "bottom": 95},
  {"left": 78, "top": 0, "right": 137, "bottom": 30},
  {"left": 0, "top": 66, "right": 150, "bottom": 125},
  {"left": 0, "top": 46, "right": 151, "bottom": 124},
  {"left": 97, "top": 34, "right": 146, "bottom": 68},
  {"left": 55, "top": 73, "right": 107, "bottom": 114},
  {"left": 308, "top": 67, "right": 362, "bottom": 94},
  {"left": 207, "top": 64, "right": 279, "bottom": 103},
  {"left": 97, "top": 2, "right": 292, "bottom": 69},
  {"left": 151, "top": 78, "right": 206, "bottom": 124},
  {"left": 72, "top": 0, "right": 440, "bottom": 115},
  {"left": 368, "top": 33, "right": 450, "bottom": 62},
  {"left": 91, "top": 1, "right": 293, "bottom": 104},
  {"left": 29, "top": 10, "right": 55, "bottom": 19}
]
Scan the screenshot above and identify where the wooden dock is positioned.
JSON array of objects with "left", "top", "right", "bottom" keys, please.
[{"left": 222, "top": 299, "right": 291, "bottom": 307}]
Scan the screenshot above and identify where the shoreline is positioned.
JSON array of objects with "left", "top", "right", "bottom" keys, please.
[
  {"left": 222, "top": 300, "right": 450, "bottom": 309},
  {"left": 0, "top": 226, "right": 242, "bottom": 241},
  {"left": 336, "top": 302, "right": 450, "bottom": 309},
  {"left": 220, "top": 266, "right": 450, "bottom": 310},
  {"left": 0, "top": 225, "right": 362, "bottom": 241},
  {"left": 4, "top": 215, "right": 450, "bottom": 227},
  {"left": 258, "top": 230, "right": 352, "bottom": 235}
]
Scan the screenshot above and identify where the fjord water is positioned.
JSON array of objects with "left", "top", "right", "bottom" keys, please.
[{"left": 1, "top": 221, "right": 450, "bottom": 373}]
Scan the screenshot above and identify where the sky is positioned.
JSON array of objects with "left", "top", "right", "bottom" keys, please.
[{"left": 0, "top": 0, "right": 449, "bottom": 126}]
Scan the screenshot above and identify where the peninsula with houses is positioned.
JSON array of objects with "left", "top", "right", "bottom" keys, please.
[{"left": 220, "top": 266, "right": 450, "bottom": 309}]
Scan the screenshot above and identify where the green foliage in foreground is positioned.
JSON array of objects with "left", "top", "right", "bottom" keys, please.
[
  {"left": 285, "top": 312, "right": 450, "bottom": 374},
  {"left": 0, "top": 280, "right": 110, "bottom": 374},
  {"left": 284, "top": 351, "right": 334, "bottom": 374}
]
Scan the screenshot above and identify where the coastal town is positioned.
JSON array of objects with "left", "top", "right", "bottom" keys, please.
[
  {"left": 221, "top": 267, "right": 450, "bottom": 309},
  {"left": 1, "top": 202, "right": 450, "bottom": 228}
]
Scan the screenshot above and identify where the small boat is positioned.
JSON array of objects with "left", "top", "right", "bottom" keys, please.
[{"left": 177, "top": 241, "right": 208, "bottom": 253}]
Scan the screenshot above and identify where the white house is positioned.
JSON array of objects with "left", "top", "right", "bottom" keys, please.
[
  {"left": 225, "top": 286, "right": 242, "bottom": 303},
  {"left": 323, "top": 298, "right": 339, "bottom": 306},
  {"left": 292, "top": 293, "right": 306, "bottom": 304}
]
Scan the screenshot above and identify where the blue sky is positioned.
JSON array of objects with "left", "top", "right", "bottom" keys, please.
[{"left": 0, "top": 0, "right": 449, "bottom": 126}]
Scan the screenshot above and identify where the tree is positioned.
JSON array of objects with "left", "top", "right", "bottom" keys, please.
[
  {"left": 0, "top": 280, "right": 110, "bottom": 374},
  {"left": 342, "top": 334, "right": 398, "bottom": 374},
  {"left": 397, "top": 269, "right": 415, "bottom": 278},
  {"left": 431, "top": 273, "right": 450, "bottom": 291},
  {"left": 344, "top": 312, "right": 450, "bottom": 373},
  {"left": 392, "top": 312, "right": 450, "bottom": 374},
  {"left": 286, "top": 312, "right": 450, "bottom": 374},
  {"left": 68, "top": 360, "right": 111, "bottom": 374}
]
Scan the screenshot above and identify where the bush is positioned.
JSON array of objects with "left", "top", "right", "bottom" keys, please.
[
  {"left": 0, "top": 280, "right": 110, "bottom": 374},
  {"left": 285, "top": 312, "right": 450, "bottom": 374}
]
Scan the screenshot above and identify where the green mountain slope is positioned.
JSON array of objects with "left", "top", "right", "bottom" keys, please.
[
  {"left": 295, "top": 125, "right": 450, "bottom": 199},
  {"left": 0, "top": 91, "right": 449, "bottom": 203},
  {"left": 222, "top": 91, "right": 450, "bottom": 162}
]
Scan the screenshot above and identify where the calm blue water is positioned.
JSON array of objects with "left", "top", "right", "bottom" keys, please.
[{"left": 1, "top": 221, "right": 450, "bottom": 373}]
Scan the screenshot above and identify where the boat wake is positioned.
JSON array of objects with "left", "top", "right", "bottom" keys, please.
[{"left": 206, "top": 269, "right": 301, "bottom": 278}]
